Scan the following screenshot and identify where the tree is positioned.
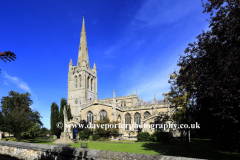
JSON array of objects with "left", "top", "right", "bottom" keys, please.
[
  {"left": 176, "top": 0, "right": 240, "bottom": 151},
  {"left": 0, "top": 51, "right": 16, "bottom": 73},
  {"left": 93, "top": 117, "right": 119, "bottom": 138},
  {"left": 0, "top": 91, "right": 42, "bottom": 140},
  {"left": 59, "top": 98, "right": 72, "bottom": 132},
  {"left": 59, "top": 98, "right": 67, "bottom": 132},
  {"left": 67, "top": 104, "right": 72, "bottom": 121},
  {"left": 50, "top": 102, "right": 60, "bottom": 136},
  {"left": 163, "top": 71, "right": 196, "bottom": 149}
]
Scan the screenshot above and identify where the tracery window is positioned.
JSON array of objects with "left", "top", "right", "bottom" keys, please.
[
  {"left": 144, "top": 111, "right": 150, "bottom": 119},
  {"left": 87, "top": 77, "right": 90, "bottom": 89},
  {"left": 91, "top": 79, "right": 93, "bottom": 91},
  {"left": 99, "top": 110, "right": 107, "bottom": 120},
  {"left": 75, "top": 76, "right": 77, "bottom": 88},
  {"left": 79, "top": 75, "right": 81, "bottom": 87},
  {"left": 134, "top": 112, "right": 141, "bottom": 130},
  {"left": 87, "top": 111, "right": 93, "bottom": 124},
  {"left": 125, "top": 113, "right": 131, "bottom": 130}
]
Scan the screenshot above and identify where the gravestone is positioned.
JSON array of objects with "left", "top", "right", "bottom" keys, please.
[
  {"left": 54, "top": 135, "right": 57, "bottom": 139},
  {"left": 0, "top": 132, "right": 2, "bottom": 140}
]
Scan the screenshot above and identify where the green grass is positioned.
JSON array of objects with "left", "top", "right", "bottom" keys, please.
[
  {"left": 27, "top": 137, "right": 56, "bottom": 145},
  {"left": 9, "top": 137, "right": 239, "bottom": 160},
  {"left": 69, "top": 138, "right": 240, "bottom": 160}
]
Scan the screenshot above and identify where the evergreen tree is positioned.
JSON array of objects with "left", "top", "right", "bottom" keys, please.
[
  {"left": 50, "top": 102, "right": 60, "bottom": 136},
  {"left": 67, "top": 104, "right": 72, "bottom": 121},
  {"left": 59, "top": 98, "right": 67, "bottom": 132}
]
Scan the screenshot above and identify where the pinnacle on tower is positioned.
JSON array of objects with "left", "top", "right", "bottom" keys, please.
[
  {"left": 69, "top": 59, "right": 73, "bottom": 65},
  {"left": 93, "top": 63, "right": 97, "bottom": 69}
]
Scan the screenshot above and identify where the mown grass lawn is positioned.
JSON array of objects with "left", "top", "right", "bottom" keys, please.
[{"left": 32, "top": 138, "right": 240, "bottom": 160}]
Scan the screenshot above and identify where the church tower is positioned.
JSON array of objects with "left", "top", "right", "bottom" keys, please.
[{"left": 68, "top": 15, "right": 98, "bottom": 120}]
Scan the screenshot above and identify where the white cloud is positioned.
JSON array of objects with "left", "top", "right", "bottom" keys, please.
[
  {"left": 2, "top": 71, "right": 31, "bottom": 92},
  {"left": 132, "top": 0, "right": 198, "bottom": 28},
  {"left": 2, "top": 71, "right": 39, "bottom": 107}
]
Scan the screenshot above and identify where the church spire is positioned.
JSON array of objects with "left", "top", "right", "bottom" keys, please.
[{"left": 77, "top": 13, "right": 90, "bottom": 68}]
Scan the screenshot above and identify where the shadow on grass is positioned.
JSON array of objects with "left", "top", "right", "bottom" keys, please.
[
  {"left": 27, "top": 138, "right": 55, "bottom": 144},
  {"left": 141, "top": 139, "right": 240, "bottom": 160}
]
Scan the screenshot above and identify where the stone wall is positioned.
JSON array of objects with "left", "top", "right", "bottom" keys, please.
[{"left": 0, "top": 141, "right": 205, "bottom": 160}]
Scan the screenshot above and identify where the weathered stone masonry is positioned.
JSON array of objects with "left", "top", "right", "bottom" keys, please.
[{"left": 0, "top": 141, "right": 205, "bottom": 160}]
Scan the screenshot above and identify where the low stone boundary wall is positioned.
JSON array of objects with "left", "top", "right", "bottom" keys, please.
[{"left": 0, "top": 141, "right": 205, "bottom": 160}]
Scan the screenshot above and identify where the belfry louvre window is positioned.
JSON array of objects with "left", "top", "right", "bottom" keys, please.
[
  {"left": 91, "top": 79, "right": 93, "bottom": 91},
  {"left": 75, "top": 76, "right": 77, "bottom": 88},
  {"left": 79, "top": 76, "right": 81, "bottom": 87},
  {"left": 87, "top": 111, "right": 93, "bottom": 124},
  {"left": 99, "top": 110, "right": 107, "bottom": 120},
  {"left": 125, "top": 113, "right": 131, "bottom": 130},
  {"left": 87, "top": 77, "right": 90, "bottom": 89},
  {"left": 134, "top": 112, "right": 141, "bottom": 130}
]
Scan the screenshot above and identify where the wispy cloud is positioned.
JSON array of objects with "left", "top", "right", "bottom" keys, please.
[
  {"left": 132, "top": 0, "right": 198, "bottom": 28},
  {"left": 2, "top": 71, "right": 39, "bottom": 107},
  {"left": 68, "top": 11, "right": 81, "bottom": 23},
  {"left": 119, "top": 61, "right": 177, "bottom": 101},
  {"left": 2, "top": 71, "right": 31, "bottom": 92},
  {"left": 93, "top": 19, "right": 98, "bottom": 25}
]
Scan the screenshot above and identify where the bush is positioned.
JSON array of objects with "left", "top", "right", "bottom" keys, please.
[
  {"left": 79, "top": 129, "right": 93, "bottom": 140},
  {"left": 149, "top": 133, "right": 157, "bottom": 142},
  {"left": 155, "top": 132, "right": 171, "bottom": 143},
  {"left": 89, "top": 135, "right": 93, "bottom": 141},
  {"left": 92, "top": 135, "right": 100, "bottom": 141},
  {"left": 98, "top": 137, "right": 106, "bottom": 141},
  {"left": 137, "top": 132, "right": 150, "bottom": 141},
  {"left": 79, "top": 131, "right": 87, "bottom": 140}
]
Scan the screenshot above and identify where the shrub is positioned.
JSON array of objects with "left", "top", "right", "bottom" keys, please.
[
  {"left": 79, "top": 131, "right": 87, "bottom": 140},
  {"left": 137, "top": 132, "right": 150, "bottom": 141},
  {"left": 155, "top": 132, "right": 171, "bottom": 143},
  {"left": 92, "top": 135, "right": 100, "bottom": 141},
  {"left": 149, "top": 133, "right": 157, "bottom": 142},
  {"left": 8, "top": 137, "right": 17, "bottom": 141},
  {"left": 89, "top": 136, "right": 93, "bottom": 141},
  {"left": 98, "top": 137, "right": 106, "bottom": 141}
]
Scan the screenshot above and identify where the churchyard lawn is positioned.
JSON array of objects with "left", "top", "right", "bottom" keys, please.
[{"left": 4, "top": 137, "right": 237, "bottom": 160}]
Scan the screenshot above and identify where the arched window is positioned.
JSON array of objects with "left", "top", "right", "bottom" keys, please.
[
  {"left": 87, "top": 77, "right": 90, "bottom": 89},
  {"left": 87, "top": 111, "right": 93, "bottom": 124},
  {"left": 91, "top": 79, "right": 93, "bottom": 91},
  {"left": 99, "top": 110, "right": 107, "bottom": 120},
  {"left": 144, "top": 111, "right": 150, "bottom": 119},
  {"left": 79, "top": 75, "right": 81, "bottom": 87},
  {"left": 134, "top": 112, "right": 141, "bottom": 130},
  {"left": 75, "top": 76, "right": 77, "bottom": 88},
  {"left": 125, "top": 113, "right": 131, "bottom": 130},
  {"left": 124, "top": 101, "right": 126, "bottom": 107}
]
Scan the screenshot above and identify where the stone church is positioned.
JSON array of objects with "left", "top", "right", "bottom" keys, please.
[{"left": 66, "top": 16, "right": 176, "bottom": 140}]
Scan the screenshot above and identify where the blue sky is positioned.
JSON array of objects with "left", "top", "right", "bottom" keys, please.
[{"left": 0, "top": 0, "right": 210, "bottom": 129}]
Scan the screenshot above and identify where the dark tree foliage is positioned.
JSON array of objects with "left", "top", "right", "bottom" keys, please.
[
  {"left": 59, "top": 98, "right": 72, "bottom": 132},
  {"left": 59, "top": 98, "right": 67, "bottom": 132},
  {"left": 67, "top": 105, "right": 72, "bottom": 121},
  {"left": 0, "top": 91, "right": 42, "bottom": 140},
  {"left": 176, "top": 0, "right": 240, "bottom": 151},
  {"left": 0, "top": 51, "right": 16, "bottom": 73},
  {"left": 50, "top": 102, "right": 60, "bottom": 136}
]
